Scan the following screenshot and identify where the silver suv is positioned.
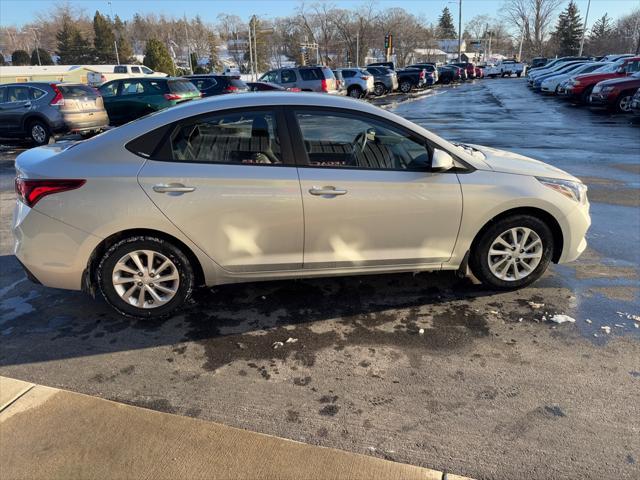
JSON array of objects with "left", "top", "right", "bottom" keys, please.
[
  {"left": 335, "top": 68, "right": 375, "bottom": 98},
  {"left": 259, "top": 67, "right": 338, "bottom": 93},
  {"left": 365, "top": 66, "right": 399, "bottom": 96},
  {"left": 13, "top": 93, "right": 590, "bottom": 318}
]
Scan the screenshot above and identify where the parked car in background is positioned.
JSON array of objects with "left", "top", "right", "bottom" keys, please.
[
  {"left": 259, "top": 67, "right": 338, "bottom": 93},
  {"left": 630, "top": 88, "right": 640, "bottom": 116},
  {"left": 589, "top": 72, "right": 640, "bottom": 113},
  {"left": 532, "top": 62, "right": 588, "bottom": 90},
  {"left": 0, "top": 82, "right": 109, "bottom": 145},
  {"left": 406, "top": 63, "right": 439, "bottom": 85},
  {"left": 395, "top": 68, "right": 426, "bottom": 92},
  {"left": 87, "top": 65, "right": 165, "bottom": 86},
  {"left": 530, "top": 57, "right": 548, "bottom": 69},
  {"left": 438, "top": 65, "right": 462, "bottom": 83},
  {"left": 527, "top": 56, "right": 591, "bottom": 77},
  {"left": 484, "top": 60, "right": 526, "bottom": 77},
  {"left": 335, "top": 68, "right": 375, "bottom": 98},
  {"left": 474, "top": 66, "right": 484, "bottom": 78},
  {"left": 98, "top": 77, "right": 200, "bottom": 125},
  {"left": 540, "top": 62, "right": 609, "bottom": 94},
  {"left": 12, "top": 92, "right": 591, "bottom": 318},
  {"left": 332, "top": 69, "right": 345, "bottom": 91},
  {"left": 450, "top": 62, "right": 476, "bottom": 79},
  {"left": 246, "top": 81, "right": 299, "bottom": 92},
  {"left": 561, "top": 56, "right": 640, "bottom": 104},
  {"left": 184, "top": 75, "right": 249, "bottom": 97},
  {"left": 599, "top": 54, "right": 634, "bottom": 62},
  {"left": 365, "top": 66, "right": 399, "bottom": 96},
  {"left": 528, "top": 60, "right": 588, "bottom": 85}
]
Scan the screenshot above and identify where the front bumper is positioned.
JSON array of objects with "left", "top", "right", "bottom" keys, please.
[
  {"left": 13, "top": 201, "right": 102, "bottom": 290},
  {"left": 589, "top": 92, "right": 614, "bottom": 108},
  {"left": 558, "top": 201, "right": 591, "bottom": 264}
]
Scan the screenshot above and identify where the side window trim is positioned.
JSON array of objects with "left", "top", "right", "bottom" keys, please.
[{"left": 141, "top": 106, "right": 296, "bottom": 167}]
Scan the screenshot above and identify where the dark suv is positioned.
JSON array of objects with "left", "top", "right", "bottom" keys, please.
[
  {"left": 0, "top": 82, "right": 109, "bottom": 145},
  {"left": 184, "top": 75, "right": 249, "bottom": 97}
]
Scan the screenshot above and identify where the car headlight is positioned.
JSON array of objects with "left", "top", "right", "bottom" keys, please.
[
  {"left": 537, "top": 177, "right": 588, "bottom": 203},
  {"left": 600, "top": 86, "right": 615, "bottom": 93}
]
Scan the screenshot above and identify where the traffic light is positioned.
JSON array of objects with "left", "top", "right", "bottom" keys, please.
[{"left": 384, "top": 34, "right": 390, "bottom": 49}]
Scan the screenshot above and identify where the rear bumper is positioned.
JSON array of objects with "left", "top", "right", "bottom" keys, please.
[
  {"left": 62, "top": 111, "right": 110, "bottom": 132},
  {"left": 12, "top": 201, "right": 102, "bottom": 291}
]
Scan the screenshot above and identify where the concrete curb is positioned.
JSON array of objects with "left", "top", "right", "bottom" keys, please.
[{"left": 0, "top": 375, "right": 475, "bottom": 480}]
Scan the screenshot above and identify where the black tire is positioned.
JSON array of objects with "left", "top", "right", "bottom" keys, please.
[
  {"left": 516, "top": 72, "right": 522, "bottom": 78},
  {"left": 469, "top": 215, "right": 554, "bottom": 290},
  {"left": 373, "top": 82, "right": 386, "bottom": 96},
  {"left": 97, "top": 236, "right": 194, "bottom": 318},
  {"left": 580, "top": 85, "right": 593, "bottom": 105},
  {"left": 348, "top": 86, "right": 363, "bottom": 98},
  {"left": 399, "top": 81, "right": 412, "bottom": 93},
  {"left": 28, "top": 119, "right": 51, "bottom": 145}
]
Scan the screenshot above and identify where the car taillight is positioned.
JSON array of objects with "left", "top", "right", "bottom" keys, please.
[
  {"left": 419, "top": 71, "right": 425, "bottom": 78},
  {"left": 49, "top": 84, "right": 64, "bottom": 106},
  {"left": 15, "top": 178, "right": 86, "bottom": 208},
  {"left": 361, "top": 75, "right": 370, "bottom": 80},
  {"left": 223, "top": 85, "right": 239, "bottom": 93},
  {"left": 321, "top": 78, "right": 328, "bottom": 92},
  {"left": 163, "top": 93, "right": 182, "bottom": 100}
]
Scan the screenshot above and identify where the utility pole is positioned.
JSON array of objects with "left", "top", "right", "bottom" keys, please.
[
  {"left": 248, "top": 19, "right": 254, "bottom": 80},
  {"left": 578, "top": 0, "right": 591, "bottom": 56},
  {"left": 457, "top": 0, "right": 462, "bottom": 62},
  {"left": 518, "top": 22, "right": 525, "bottom": 61},
  {"left": 356, "top": 32, "right": 360, "bottom": 67},
  {"left": 108, "top": 1, "right": 120, "bottom": 64},
  {"left": 252, "top": 16, "right": 258, "bottom": 79}
]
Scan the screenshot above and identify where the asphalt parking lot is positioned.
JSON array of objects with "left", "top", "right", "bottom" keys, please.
[{"left": 1, "top": 78, "right": 639, "bottom": 480}]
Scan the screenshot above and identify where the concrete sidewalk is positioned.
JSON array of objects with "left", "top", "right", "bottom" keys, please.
[{"left": 0, "top": 376, "right": 473, "bottom": 480}]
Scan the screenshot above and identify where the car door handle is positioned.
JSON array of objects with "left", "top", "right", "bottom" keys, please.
[
  {"left": 309, "top": 186, "right": 347, "bottom": 196},
  {"left": 153, "top": 184, "right": 196, "bottom": 194}
]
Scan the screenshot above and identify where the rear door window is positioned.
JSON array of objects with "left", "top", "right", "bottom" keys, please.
[
  {"left": 281, "top": 69, "right": 297, "bottom": 83},
  {"left": 114, "top": 66, "right": 127, "bottom": 73},
  {"left": 30, "top": 88, "right": 47, "bottom": 100},
  {"left": 131, "top": 66, "right": 141, "bottom": 74},
  {"left": 299, "top": 69, "right": 321, "bottom": 81},
  {"left": 168, "top": 80, "right": 199, "bottom": 93},
  {"left": 342, "top": 70, "right": 355, "bottom": 78},
  {"left": 144, "top": 80, "right": 168, "bottom": 94},
  {"left": 154, "top": 110, "right": 283, "bottom": 165},
  {"left": 191, "top": 78, "right": 217, "bottom": 90},
  {"left": 121, "top": 80, "right": 145, "bottom": 95},
  {"left": 6, "top": 86, "right": 31, "bottom": 102}
]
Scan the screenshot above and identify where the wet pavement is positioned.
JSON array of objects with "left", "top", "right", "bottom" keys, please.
[{"left": 1, "top": 79, "right": 639, "bottom": 480}]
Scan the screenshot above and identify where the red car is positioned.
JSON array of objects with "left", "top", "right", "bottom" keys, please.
[
  {"left": 451, "top": 62, "right": 476, "bottom": 79},
  {"left": 474, "top": 66, "right": 484, "bottom": 78},
  {"left": 562, "top": 56, "right": 640, "bottom": 104},
  {"left": 589, "top": 73, "right": 640, "bottom": 113}
]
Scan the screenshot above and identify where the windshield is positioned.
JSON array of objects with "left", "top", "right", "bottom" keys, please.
[{"left": 593, "top": 63, "right": 616, "bottom": 73}]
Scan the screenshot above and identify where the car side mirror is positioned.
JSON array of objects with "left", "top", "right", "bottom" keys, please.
[{"left": 432, "top": 149, "right": 454, "bottom": 172}]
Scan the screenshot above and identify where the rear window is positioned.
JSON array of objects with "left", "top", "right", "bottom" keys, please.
[
  {"left": 114, "top": 66, "right": 127, "bottom": 73},
  {"left": 299, "top": 68, "right": 322, "bottom": 81},
  {"left": 169, "top": 80, "right": 199, "bottom": 93},
  {"left": 191, "top": 78, "right": 217, "bottom": 90},
  {"left": 229, "top": 79, "right": 248, "bottom": 89},
  {"left": 58, "top": 85, "right": 98, "bottom": 98}
]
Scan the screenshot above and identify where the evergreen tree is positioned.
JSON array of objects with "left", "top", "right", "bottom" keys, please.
[
  {"left": 143, "top": 38, "right": 174, "bottom": 75},
  {"left": 113, "top": 15, "right": 134, "bottom": 64},
  {"left": 93, "top": 11, "right": 117, "bottom": 63},
  {"left": 437, "top": 7, "right": 457, "bottom": 38},
  {"left": 57, "top": 15, "right": 92, "bottom": 64},
  {"left": 207, "top": 32, "right": 220, "bottom": 71},
  {"left": 30, "top": 48, "right": 53, "bottom": 65},
  {"left": 11, "top": 50, "right": 31, "bottom": 65},
  {"left": 552, "top": 1, "right": 584, "bottom": 56},
  {"left": 590, "top": 13, "right": 613, "bottom": 39}
]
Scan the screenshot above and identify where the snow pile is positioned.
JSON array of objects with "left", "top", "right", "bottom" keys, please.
[{"left": 549, "top": 314, "right": 576, "bottom": 324}]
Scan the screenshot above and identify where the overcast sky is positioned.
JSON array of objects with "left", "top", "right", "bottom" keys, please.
[{"left": 1, "top": 0, "right": 638, "bottom": 30}]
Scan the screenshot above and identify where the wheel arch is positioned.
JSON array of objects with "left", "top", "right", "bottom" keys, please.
[
  {"left": 469, "top": 206, "right": 564, "bottom": 263},
  {"left": 84, "top": 228, "right": 206, "bottom": 295},
  {"left": 21, "top": 113, "right": 52, "bottom": 134}
]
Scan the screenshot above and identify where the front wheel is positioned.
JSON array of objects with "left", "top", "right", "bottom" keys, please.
[
  {"left": 28, "top": 120, "right": 51, "bottom": 145},
  {"left": 616, "top": 93, "right": 633, "bottom": 113},
  {"left": 348, "top": 86, "right": 363, "bottom": 98},
  {"left": 469, "top": 215, "right": 553, "bottom": 290},
  {"left": 373, "top": 83, "right": 386, "bottom": 96},
  {"left": 97, "top": 236, "right": 195, "bottom": 318}
]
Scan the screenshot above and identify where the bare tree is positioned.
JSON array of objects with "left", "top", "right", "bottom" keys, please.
[{"left": 503, "top": 0, "right": 563, "bottom": 56}]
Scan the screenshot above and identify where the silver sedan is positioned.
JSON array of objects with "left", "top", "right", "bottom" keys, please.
[{"left": 13, "top": 92, "right": 591, "bottom": 318}]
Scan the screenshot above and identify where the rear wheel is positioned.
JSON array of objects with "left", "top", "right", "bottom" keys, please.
[
  {"left": 399, "top": 81, "right": 412, "bottom": 93},
  {"left": 28, "top": 120, "right": 50, "bottom": 145},
  {"left": 469, "top": 215, "right": 554, "bottom": 290},
  {"left": 97, "top": 236, "right": 194, "bottom": 318},
  {"left": 348, "top": 86, "right": 363, "bottom": 98},
  {"left": 616, "top": 92, "right": 634, "bottom": 113}
]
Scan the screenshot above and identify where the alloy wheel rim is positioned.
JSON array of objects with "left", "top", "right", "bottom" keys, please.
[
  {"left": 350, "top": 89, "right": 360, "bottom": 98},
  {"left": 112, "top": 250, "right": 179, "bottom": 309},
  {"left": 620, "top": 96, "right": 632, "bottom": 112},
  {"left": 487, "top": 227, "right": 543, "bottom": 282},
  {"left": 32, "top": 125, "right": 46, "bottom": 143}
]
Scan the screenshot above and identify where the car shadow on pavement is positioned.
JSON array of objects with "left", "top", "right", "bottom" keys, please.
[{"left": 0, "top": 252, "right": 538, "bottom": 371}]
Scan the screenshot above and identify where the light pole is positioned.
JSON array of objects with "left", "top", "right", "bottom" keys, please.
[
  {"left": 458, "top": 0, "right": 462, "bottom": 62},
  {"left": 578, "top": 0, "right": 591, "bottom": 56},
  {"left": 108, "top": 1, "right": 120, "bottom": 64}
]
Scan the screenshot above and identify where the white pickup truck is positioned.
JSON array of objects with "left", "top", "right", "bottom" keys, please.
[
  {"left": 483, "top": 60, "right": 527, "bottom": 78},
  {"left": 87, "top": 65, "right": 167, "bottom": 86}
]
